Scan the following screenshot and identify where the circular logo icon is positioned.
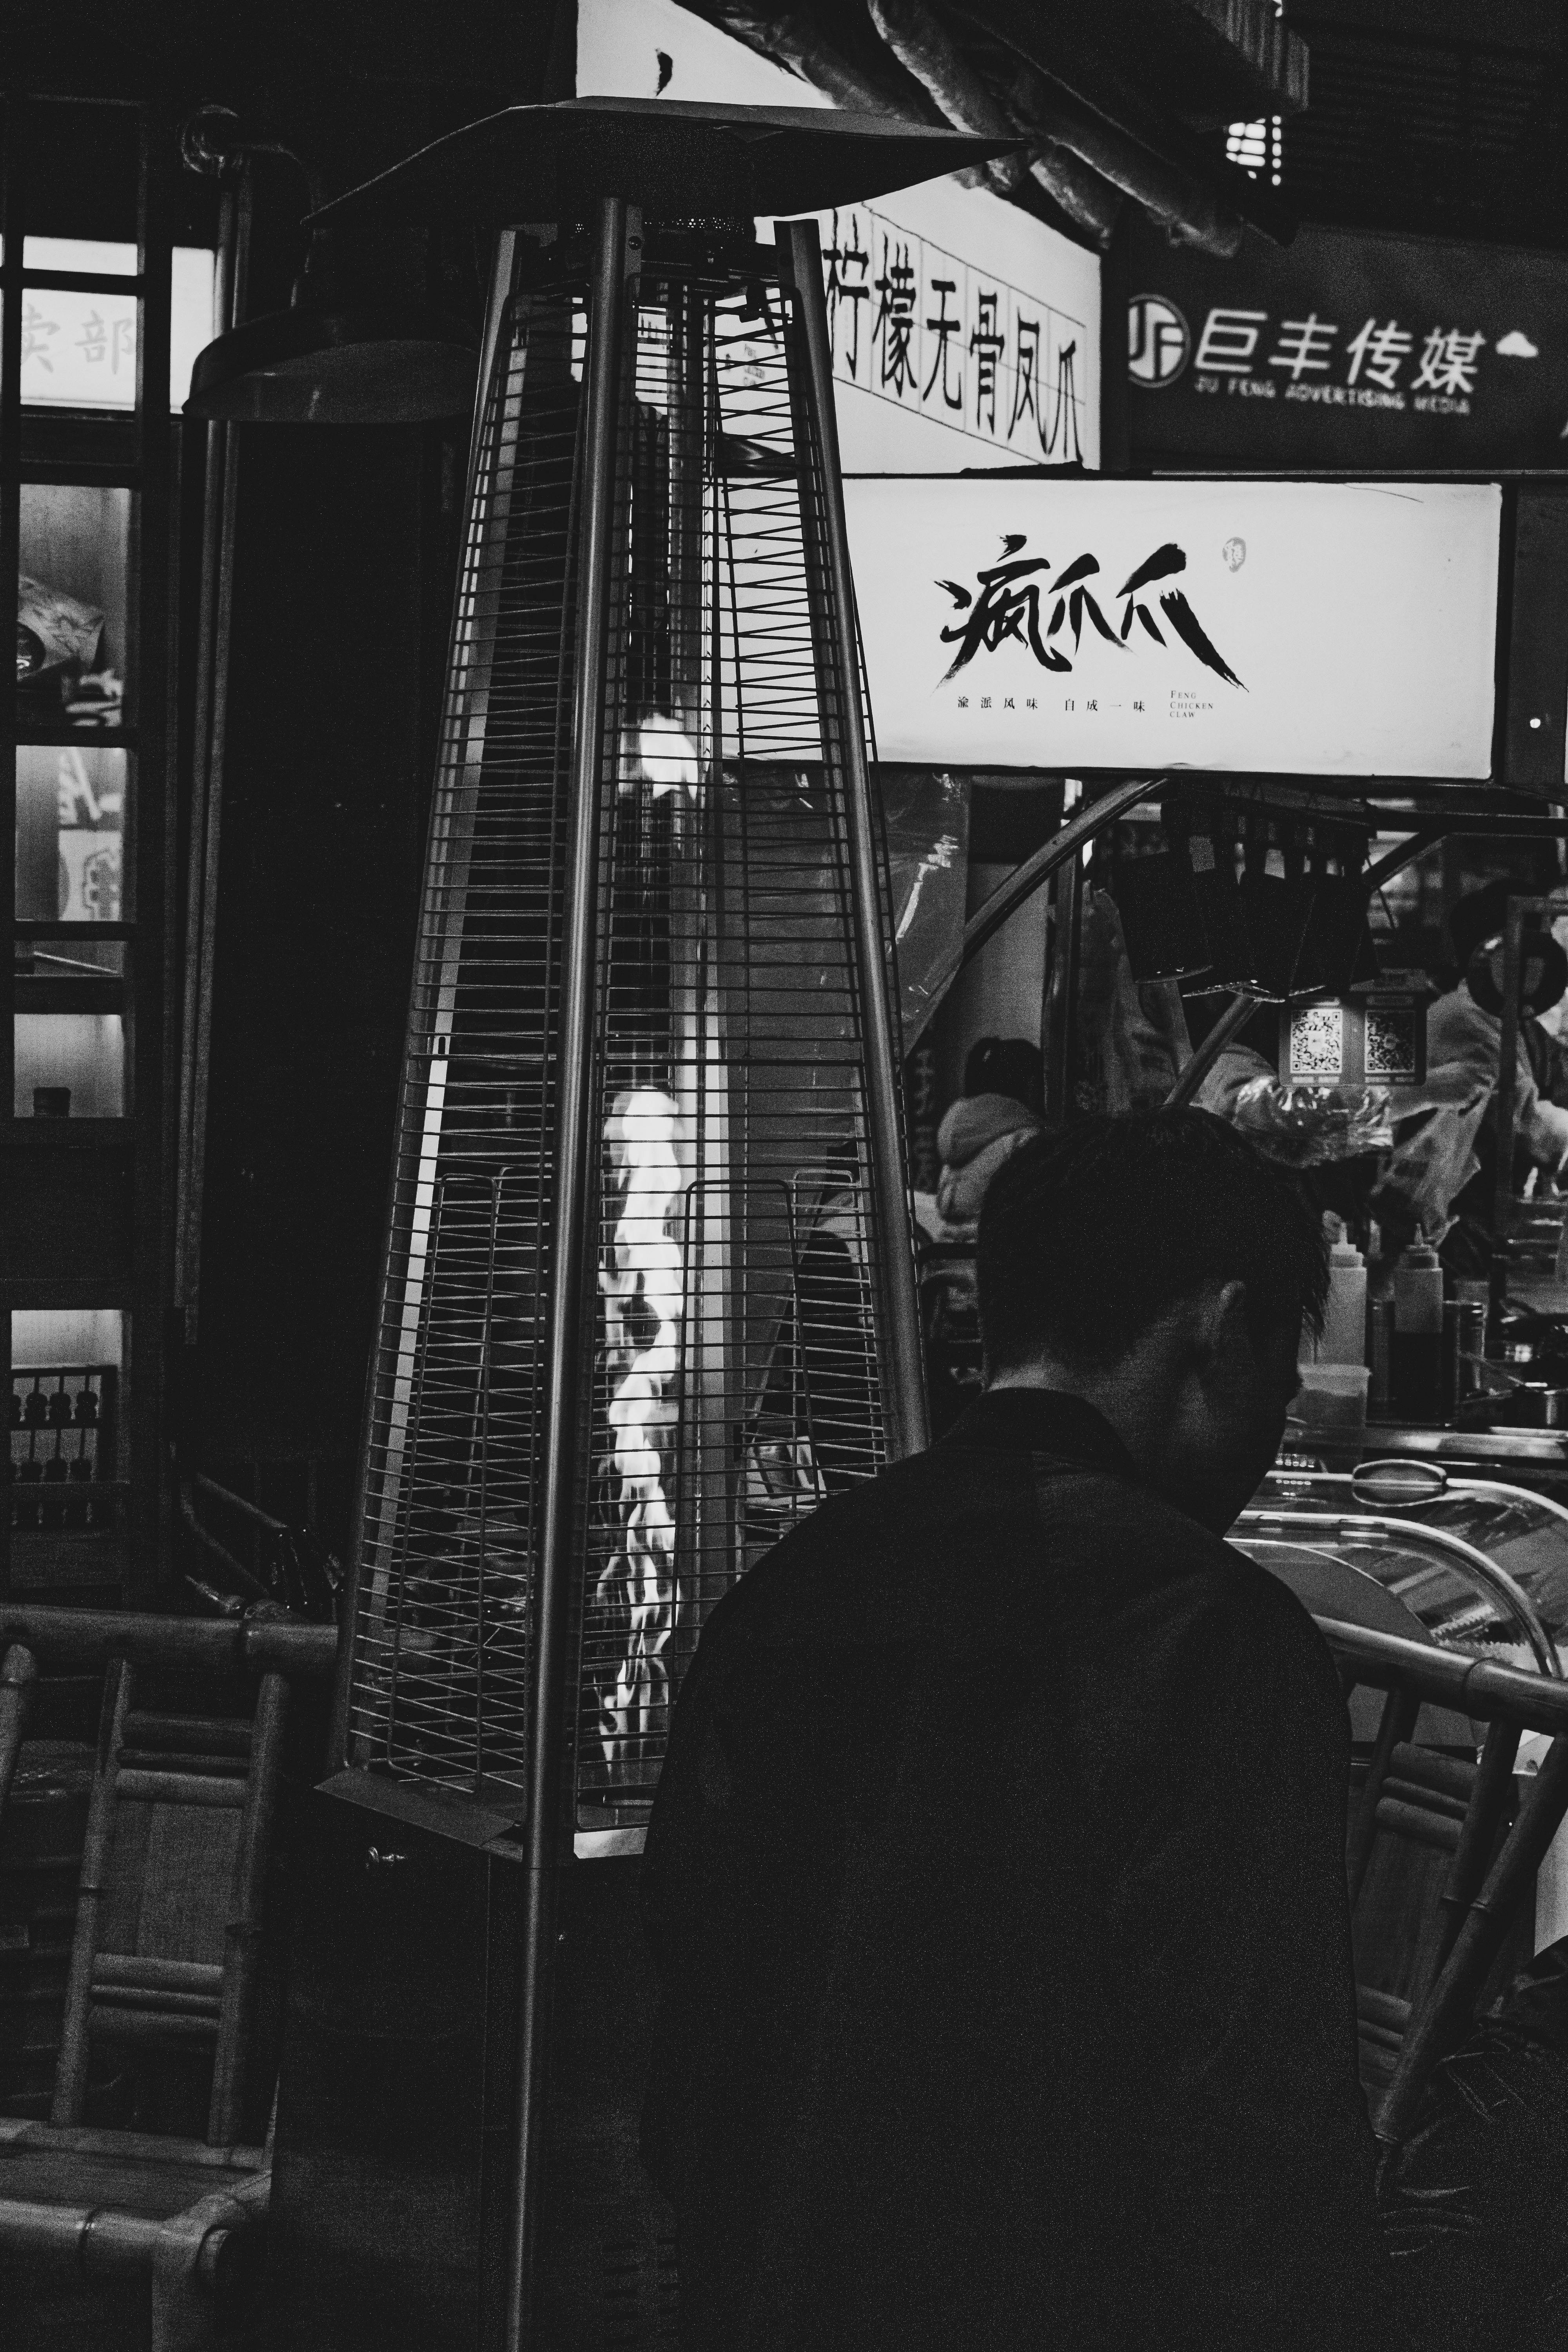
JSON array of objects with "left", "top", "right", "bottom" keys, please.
[
  {"left": 1128, "top": 294, "right": 1190, "bottom": 388},
  {"left": 1222, "top": 537, "right": 1246, "bottom": 572}
]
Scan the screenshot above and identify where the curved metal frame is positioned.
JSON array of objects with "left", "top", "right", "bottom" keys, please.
[
  {"left": 1236, "top": 1504, "right": 1561, "bottom": 1677},
  {"left": 926, "top": 771, "right": 1153, "bottom": 1005},
  {"left": 938, "top": 789, "right": 1568, "bottom": 1013}
]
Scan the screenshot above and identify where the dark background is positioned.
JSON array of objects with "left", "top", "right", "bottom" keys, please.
[
  {"left": 28, "top": 0, "right": 576, "bottom": 1556},
  {"left": 183, "top": 5, "right": 573, "bottom": 1547}
]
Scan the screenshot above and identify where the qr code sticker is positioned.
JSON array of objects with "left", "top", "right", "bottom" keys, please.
[
  {"left": 1289, "top": 1004, "right": 1344, "bottom": 1078},
  {"left": 1365, "top": 1007, "right": 1417, "bottom": 1078}
]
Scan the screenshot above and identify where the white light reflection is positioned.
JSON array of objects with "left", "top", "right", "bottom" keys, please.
[
  {"left": 628, "top": 712, "right": 701, "bottom": 797},
  {"left": 598, "top": 1086, "right": 684, "bottom": 1769}
]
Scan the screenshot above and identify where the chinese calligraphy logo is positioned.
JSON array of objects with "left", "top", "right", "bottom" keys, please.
[{"left": 936, "top": 537, "right": 1245, "bottom": 688}]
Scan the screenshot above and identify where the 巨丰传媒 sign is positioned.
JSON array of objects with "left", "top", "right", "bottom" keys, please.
[{"left": 1127, "top": 221, "right": 1568, "bottom": 469}]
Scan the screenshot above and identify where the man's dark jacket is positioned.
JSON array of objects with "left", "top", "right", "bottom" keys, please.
[{"left": 639, "top": 1389, "right": 1402, "bottom": 2350}]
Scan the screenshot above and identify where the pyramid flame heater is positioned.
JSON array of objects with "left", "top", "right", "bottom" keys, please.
[{"left": 263, "top": 103, "right": 1011, "bottom": 2352}]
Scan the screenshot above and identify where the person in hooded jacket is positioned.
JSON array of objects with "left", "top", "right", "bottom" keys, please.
[{"left": 933, "top": 1036, "right": 1044, "bottom": 1227}]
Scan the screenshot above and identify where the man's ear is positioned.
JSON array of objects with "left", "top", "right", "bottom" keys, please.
[{"left": 1192, "top": 1279, "right": 1251, "bottom": 1370}]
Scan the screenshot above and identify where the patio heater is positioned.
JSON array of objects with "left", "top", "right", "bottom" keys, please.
[{"left": 264, "top": 102, "right": 1009, "bottom": 2352}]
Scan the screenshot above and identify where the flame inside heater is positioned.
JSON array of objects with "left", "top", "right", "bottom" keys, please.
[{"left": 599, "top": 1085, "right": 684, "bottom": 1772}]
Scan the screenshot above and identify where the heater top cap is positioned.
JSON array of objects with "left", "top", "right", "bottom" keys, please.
[{"left": 309, "top": 98, "right": 1025, "bottom": 232}]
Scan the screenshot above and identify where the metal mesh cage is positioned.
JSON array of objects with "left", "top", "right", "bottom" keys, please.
[{"left": 345, "top": 232, "right": 917, "bottom": 1819}]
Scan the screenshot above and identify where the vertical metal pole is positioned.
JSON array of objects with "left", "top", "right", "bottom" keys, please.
[
  {"left": 0, "top": 97, "right": 24, "bottom": 1600},
  {"left": 175, "top": 166, "right": 250, "bottom": 1339},
  {"left": 132, "top": 102, "right": 176, "bottom": 1604},
  {"left": 505, "top": 192, "right": 637, "bottom": 2352},
  {"left": 779, "top": 218, "right": 928, "bottom": 1462},
  {"left": 1042, "top": 851, "right": 1083, "bottom": 1123},
  {"left": 1490, "top": 896, "right": 1528, "bottom": 1339},
  {"left": 173, "top": 179, "right": 233, "bottom": 1311}
]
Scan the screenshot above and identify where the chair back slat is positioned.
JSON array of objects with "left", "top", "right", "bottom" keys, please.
[
  {"left": 1407, "top": 1718, "right": 1520, "bottom": 2015},
  {"left": 208, "top": 1671, "right": 289, "bottom": 2144},
  {"left": 50, "top": 1662, "right": 132, "bottom": 2125},
  {"left": 114, "top": 1770, "right": 249, "bottom": 1809},
  {"left": 1347, "top": 1684, "right": 1419, "bottom": 1903}
]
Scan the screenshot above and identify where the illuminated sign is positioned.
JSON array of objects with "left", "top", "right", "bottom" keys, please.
[
  {"left": 844, "top": 477, "right": 1501, "bottom": 777},
  {"left": 1127, "top": 218, "right": 1568, "bottom": 468}
]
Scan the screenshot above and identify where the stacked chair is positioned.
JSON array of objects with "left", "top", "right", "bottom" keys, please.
[{"left": 1328, "top": 1614, "right": 1568, "bottom": 2141}]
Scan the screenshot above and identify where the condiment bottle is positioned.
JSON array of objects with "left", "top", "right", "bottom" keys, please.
[
  {"left": 1392, "top": 1244, "right": 1444, "bottom": 1421},
  {"left": 1312, "top": 1218, "right": 1368, "bottom": 1368}
]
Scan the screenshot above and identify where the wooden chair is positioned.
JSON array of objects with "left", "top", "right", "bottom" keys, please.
[
  {"left": 0, "top": 1605, "right": 336, "bottom": 2351},
  {"left": 1323, "top": 1615, "right": 1568, "bottom": 2145}
]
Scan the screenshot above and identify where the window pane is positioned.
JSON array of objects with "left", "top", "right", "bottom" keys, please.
[
  {"left": 9, "top": 243, "right": 218, "bottom": 411},
  {"left": 22, "top": 236, "right": 136, "bottom": 274},
  {"left": 19, "top": 483, "right": 129, "bottom": 731},
  {"left": 15, "top": 1010, "right": 125, "bottom": 1117},
  {"left": 16, "top": 745, "right": 127, "bottom": 919}
]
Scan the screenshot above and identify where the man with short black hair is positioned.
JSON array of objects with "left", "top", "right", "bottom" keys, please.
[{"left": 641, "top": 1111, "right": 1399, "bottom": 2350}]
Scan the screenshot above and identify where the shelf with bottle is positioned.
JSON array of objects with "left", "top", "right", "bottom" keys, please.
[
  {"left": 9, "top": 1364, "right": 120, "bottom": 1532},
  {"left": 7, "top": 1309, "right": 127, "bottom": 1596}
]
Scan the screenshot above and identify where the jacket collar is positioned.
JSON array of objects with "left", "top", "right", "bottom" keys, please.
[{"left": 938, "top": 1387, "right": 1137, "bottom": 1483}]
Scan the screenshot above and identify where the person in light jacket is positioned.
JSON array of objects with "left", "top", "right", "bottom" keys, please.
[{"left": 1376, "top": 880, "right": 1568, "bottom": 1262}]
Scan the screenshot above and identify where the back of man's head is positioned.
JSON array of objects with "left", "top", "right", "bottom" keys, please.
[{"left": 977, "top": 1110, "right": 1328, "bottom": 1378}]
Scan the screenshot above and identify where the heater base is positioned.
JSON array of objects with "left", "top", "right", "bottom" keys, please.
[
  {"left": 264, "top": 1773, "right": 524, "bottom": 2351},
  {"left": 264, "top": 1775, "right": 677, "bottom": 2350}
]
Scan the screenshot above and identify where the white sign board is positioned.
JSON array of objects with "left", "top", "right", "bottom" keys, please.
[
  {"left": 815, "top": 192, "right": 1092, "bottom": 468},
  {"left": 844, "top": 478, "right": 1501, "bottom": 777},
  {"left": 577, "top": 0, "right": 1100, "bottom": 471}
]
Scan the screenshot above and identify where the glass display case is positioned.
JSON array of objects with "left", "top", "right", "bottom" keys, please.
[
  {"left": 1237, "top": 1457, "right": 1568, "bottom": 1677},
  {"left": 3, "top": 93, "right": 214, "bottom": 1598}
]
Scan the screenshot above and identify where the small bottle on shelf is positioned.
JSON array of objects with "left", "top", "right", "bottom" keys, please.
[
  {"left": 1312, "top": 1218, "right": 1368, "bottom": 1367},
  {"left": 1392, "top": 1245, "right": 1445, "bottom": 1421}
]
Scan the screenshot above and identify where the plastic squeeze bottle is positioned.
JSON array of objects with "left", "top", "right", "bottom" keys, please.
[
  {"left": 1392, "top": 1244, "right": 1444, "bottom": 1420},
  {"left": 1313, "top": 1219, "right": 1368, "bottom": 1368}
]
